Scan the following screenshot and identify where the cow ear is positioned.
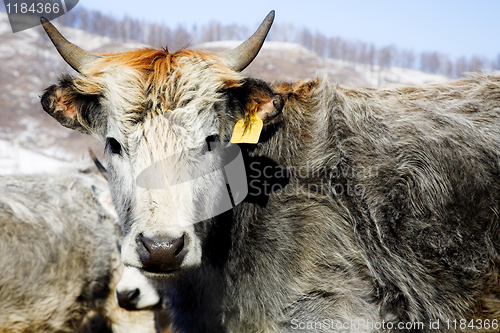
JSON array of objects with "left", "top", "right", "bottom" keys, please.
[
  {"left": 227, "top": 79, "right": 284, "bottom": 144},
  {"left": 41, "top": 76, "right": 102, "bottom": 135},
  {"left": 255, "top": 94, "right": 284, "bottom": 124},
  {"left": 240, "top": 78, "right": 284, "bottom": 125}
]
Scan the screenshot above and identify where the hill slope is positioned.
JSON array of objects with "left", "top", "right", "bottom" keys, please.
[{"left": 0, "top": 13, "right": 449, "bottom": 174}]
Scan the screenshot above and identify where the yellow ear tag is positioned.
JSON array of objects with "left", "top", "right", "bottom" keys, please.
[{"left": 231, "top": 113, "right": 263, "bottom": 144}]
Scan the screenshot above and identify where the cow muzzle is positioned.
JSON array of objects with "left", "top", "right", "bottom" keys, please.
[
  {"left": 116, "top": 266, "right": 161, "bottom": 310},
  {"left": 137, "top": 233, "right": 187, "bottom": 273}
]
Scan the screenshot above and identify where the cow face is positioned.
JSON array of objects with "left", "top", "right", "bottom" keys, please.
[{"left": 40, "top": 13, "right": 281, "bottom": 309}]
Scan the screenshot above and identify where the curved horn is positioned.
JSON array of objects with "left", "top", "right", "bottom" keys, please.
[
  {"left": 40, "top": 17, "right": 101, "bottom": 72},
  {"left": 222, "top": 10, "right": 275, "bottom": 72},
  {"left": 88, "top": 148, "right": 108, "bottom": 181}
]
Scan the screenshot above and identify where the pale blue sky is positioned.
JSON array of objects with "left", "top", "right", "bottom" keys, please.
[
  {"left": 3, "top": 0, "right": 500, "bottom": 60},
  {"left": 75, "top": 0, "right": 500, "bottom": 60}
]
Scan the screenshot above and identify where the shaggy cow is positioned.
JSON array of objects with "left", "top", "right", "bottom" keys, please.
[
  {"left": 0, "top": 165, "right": 160, "bottom": 333},
  {"left": 39, "top": 12, "right": 500, "bottom": 332}
]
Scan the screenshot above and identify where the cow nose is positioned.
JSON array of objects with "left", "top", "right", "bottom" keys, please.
[
  {"left": 137, "top": 233, "right": 186, "bottom": 273},
  {"left": 116, "top": 288, "right": 140, "bottom": 310}
]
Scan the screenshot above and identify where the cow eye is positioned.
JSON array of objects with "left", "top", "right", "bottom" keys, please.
[
  {"left": 205, "top": 134, "right": 219, "bottom": 145},
  {"left": 106, "top": 137, "right": 122, "bottom": 155},
  {"left": 204, "top": 134, "right": 220, "bottom": 152}
]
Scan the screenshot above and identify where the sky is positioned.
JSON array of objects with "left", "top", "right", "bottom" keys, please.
[
  {"left": 3, "top": 0, "right": 500, "bottom": 60},
  {"left": 72, "top": 0, "right": 500, "bottom": 60}
]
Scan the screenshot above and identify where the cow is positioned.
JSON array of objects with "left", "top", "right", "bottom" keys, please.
[
  {"left": 0, "top": 164, "right": 162, "bottom": 333},
  {"left": 39, "top": 11, "right": 500, "bottom": 332}
]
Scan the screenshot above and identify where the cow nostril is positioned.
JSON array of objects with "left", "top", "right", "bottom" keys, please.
[
  {"left": 139, "top": 234, "right": 186, "bottom": 273},
  {"left": 128, "top": 288, "right": 139, "bottom": 301},
  {"left": 136, "top": 233, "right": 151, "bottom": 267},
  {"left": 174, "top": 236, "right": 184, "bottom": 256},
  {"left": 116, "top": 288, "right": 140, "bottom": 310}
]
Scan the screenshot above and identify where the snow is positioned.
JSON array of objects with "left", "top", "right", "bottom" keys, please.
[
  {"left": 0, "top": 16, "right": 455, "bottom": 177},
  {"left": 196, "top": 40, "right": 449, "bottom": 87},
  {"left": 0, "top": 139, "right": 76, "bottom": 175},
  {"left": 328, "top": 60, "right": 450, "bottom": 87},
  {"left": 0, "top": 13, "right": 11, "bottom": 35},
  {"left": 196, "top": 40, "right": 316, "bottom": 55},
  {"left": 194, "top": 40, "right": 240, "bottom": 50}
]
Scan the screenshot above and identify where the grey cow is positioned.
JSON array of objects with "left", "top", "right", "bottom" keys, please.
[
  {"left": 40, "top": 11, "right": 500, "bottom": 333},
  {"left": 0, "top": 165, "right": 159, "bottom": 333}
]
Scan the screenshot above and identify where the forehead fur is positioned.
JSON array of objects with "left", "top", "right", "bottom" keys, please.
[{"left": 72, "top": 48, "right": 242, "bottom": 132}]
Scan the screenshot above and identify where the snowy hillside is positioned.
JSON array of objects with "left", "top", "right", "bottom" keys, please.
[
  {"left": 0, "top": 13, "right": 138, "bottom": 175},
  {"left": 0, "top": 13, "right": 452, "bottom": 175},
  {"left": 0, "top": 139, "right": 76, "bottom": 174},
  {"left": 196, "top": 41, "right": 449, "bottom": 87}
]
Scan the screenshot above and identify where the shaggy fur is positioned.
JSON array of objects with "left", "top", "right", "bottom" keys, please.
[
  {"left": 0, "top": 166, "right": 158, "bottom": 333},
  {"left": 40, "top": 32, "right": 500, "bottom": 332}
]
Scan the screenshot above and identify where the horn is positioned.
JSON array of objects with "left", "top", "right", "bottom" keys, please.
[
  {"left": 88, "top": 148, "right": 108, "bottom": 180},
  {"left": 222, "top": 10, "right": 275, "bottom": 72},
  {"left": 40, "top": 17, "right": 101, "bottom": 72}
]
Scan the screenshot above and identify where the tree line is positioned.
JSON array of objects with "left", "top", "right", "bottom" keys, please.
[{"left": 2, "top": 4, "right": 499, "bottom": 77}]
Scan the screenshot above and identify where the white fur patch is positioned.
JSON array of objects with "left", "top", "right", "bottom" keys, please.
[{"left": 116, "top": 266, "right": 160, "bottom": 309}]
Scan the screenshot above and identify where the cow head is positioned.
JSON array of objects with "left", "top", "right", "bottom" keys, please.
[{"left": 40, "top": 12, "right": 282, "bottom": 309}]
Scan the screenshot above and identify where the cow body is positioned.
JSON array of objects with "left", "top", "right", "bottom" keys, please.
[
  {"left": 158, "top": 76, "right": 500, "bottom": 332},
  {"left": 0, "top": 166, "right": 159, "bottom": 333},
  {"left": 39, "top": 14, "right": 500, "bottom": 332},
  {"left": 223, "top": 77, "right": 500, "bottom": 331}
]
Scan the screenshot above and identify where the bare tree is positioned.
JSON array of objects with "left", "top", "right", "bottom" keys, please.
[
  {"left": 367, "top": 44, "right": 376, "bottom": 70},
  {"left": 170, "top": 25, "right": 191, "bottom": 50},
  {"left": 327, "top": 37, "right": 340, "bottom": 59},
  {"left": 401, "top": 49, "right": 415, "bottom": 69},
  {"left": 297, "top": 28, "right": 314, "bottom": 51},
  {"left": 46, "top": 5, "right": 497, "bottom": 78},
  {"left": 272, "top": 23, "right": 294, "bottom": 43},
  {"left": 455, "top": 57, "right": 469, "bottom": 77},
  {"left": 470, "top": 56, "right": 485, "bottom": 73},
  {"left": 313, "top": 33, "right": 326, "bottom": 57},
  {"left": 379, "top": 46, "right": 395, "bottom": 70},
  {"left": 357, "top": 42, "right": 367, "bottom": 65}
]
